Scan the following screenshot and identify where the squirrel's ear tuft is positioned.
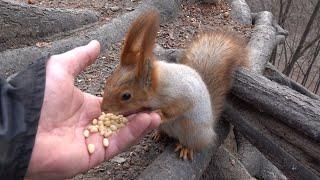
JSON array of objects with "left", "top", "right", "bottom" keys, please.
[{"left": 120, "top": 10, "right": 160, "bottom": 68}]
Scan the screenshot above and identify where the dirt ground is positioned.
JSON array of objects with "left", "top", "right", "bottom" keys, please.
[{"left": 8, "top": 0, "right": 252, "bottom": 179}]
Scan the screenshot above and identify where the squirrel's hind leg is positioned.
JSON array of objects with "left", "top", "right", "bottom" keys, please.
[{"left": 175, "top": 118, "right": 216, "bottom": 161}]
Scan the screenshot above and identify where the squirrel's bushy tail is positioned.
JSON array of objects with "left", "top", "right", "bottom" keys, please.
[{"left": 181, "top": 29, "right": 249, "bottom": 121}]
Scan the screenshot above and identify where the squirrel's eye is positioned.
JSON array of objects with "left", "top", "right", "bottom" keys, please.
[{"left": 121, "top": 92, "right": 131, "bottom": 101}]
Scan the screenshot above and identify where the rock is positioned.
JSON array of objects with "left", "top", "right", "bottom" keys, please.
[
  {"left": 125, "top": 7, "right": 135, "bottom": 11},
  {"left": 203, "top": 0, "right": 220, "bottom": 4},
  {"left": 111, "top": 156, "right": 126, "bottom": 163},
  {"left": 27, "top": 0, "right": 35, "bottom": 4},
  {"left": 224, "top": 12, "right": 230, "bottom": 18},
  {"left": 110, "top": 6, "right": 120, "bottom": 12}
]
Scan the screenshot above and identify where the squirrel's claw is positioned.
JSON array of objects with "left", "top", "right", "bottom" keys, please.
[
  {"left": 175, "top": 143, "right": 193, "bottom": 160},
  {"left": 174, "top": 143, "right": 183, "bottom": 152},
  {"left": 151, "top": 130, "right": 162, "bottom": 141},
  {"left": 188, "top": 149, "right": 194, "bottom": 160}
]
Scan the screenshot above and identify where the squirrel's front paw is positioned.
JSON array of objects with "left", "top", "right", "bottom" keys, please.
[
  {"left": 152, "top": 109, "right": 166, "bottom": 123},
  {"left": 174, "top": 143, "right": 193, "bottom": 161}
]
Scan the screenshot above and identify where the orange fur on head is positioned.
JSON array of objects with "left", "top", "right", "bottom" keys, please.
[{"left": 101, "top": 10, "right": 160, "bottom": 115}]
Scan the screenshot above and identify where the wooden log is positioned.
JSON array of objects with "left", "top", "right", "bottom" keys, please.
[
  {"left": 234, "top": 132, "right": 287, "bottom": 180},
  {"left": 153, "top": 45, "right": 184, "bottom": 63},
  {"left": 0, "top": 0, "right": 99, "bottom": 51},
  {"left": 234, "top": 9, "right": 288, "bottom": 179},
  {"left": 229, "top": 95, "right": 320, "bottom": 175},
  {"left": 223, "top": 101, "right": 320, "bottom": 180},
  {"left": 226, "top": 0, "right": 252, "bottom": 25},
  {"left": 0, "top": 0, "right": 181, "bottom": 78},
  {"left": 247, "top": 11, "right": 288, "bottom": 74},
  {"left": 138, "top": 144, "right": 215, "bottom": 180},
  {"left": 264, "top": 63, "right": 320, "bottom": 100},
  {"left": 232, "top": 68, "right": 320, "bottom": 142},
  {"left": 138, "top": 118, "right": 234, "bottom": 180},
  {"left": 200, "top": 146, "right": 255, "bottom": 180}
]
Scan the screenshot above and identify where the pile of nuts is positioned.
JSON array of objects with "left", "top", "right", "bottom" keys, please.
[{"left": 83, "top": 112, "right": 128, "bottom": 154}]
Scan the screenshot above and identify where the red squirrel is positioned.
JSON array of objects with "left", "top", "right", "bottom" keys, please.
[{"left": 101, "top": 10, "right": 250, "bottom": 160}]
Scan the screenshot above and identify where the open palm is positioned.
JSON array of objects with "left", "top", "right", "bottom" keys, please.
[{"left": 25, "top": 41, "right": 160, "bottom": 179}]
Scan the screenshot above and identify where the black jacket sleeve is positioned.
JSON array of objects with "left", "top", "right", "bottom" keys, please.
[{"left": 0, "top": 56, "right": 47, "bottom": 179}]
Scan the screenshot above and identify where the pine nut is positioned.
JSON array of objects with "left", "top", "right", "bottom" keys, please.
[
  {"left": 103, "top": 138, "right": 109, "bottom": 147},
  {"left": 83, "top": 129, "right": 90, "bottom": 138},
  {"left": 110, "top": 125, "right": 117, "bottom": 131},
  {"left": 87, "top": 144, "right": 95, "bottom": 154}
]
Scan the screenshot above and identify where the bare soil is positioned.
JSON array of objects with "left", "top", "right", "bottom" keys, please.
[{"left": 8, "top": 0, "right": 252, "bottom": 179}]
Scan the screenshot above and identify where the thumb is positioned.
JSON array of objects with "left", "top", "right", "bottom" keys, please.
[{"left": 52, "top": 40, "right": 101, "bottom": 76}]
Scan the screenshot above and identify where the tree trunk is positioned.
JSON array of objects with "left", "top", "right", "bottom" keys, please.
[
  {"left": 278, "top": 0, "right": 292, "bottom": 26},
  {"left": 282, "top": 0, "right": 320, "bottom": 75},
  {"left": 301, "top": 40, "right": 320, "bottom": 86}
]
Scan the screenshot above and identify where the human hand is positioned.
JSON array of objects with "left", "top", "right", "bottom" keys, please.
[{"left": 25, "top": 41, "right": 161, "bottom": 179}]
